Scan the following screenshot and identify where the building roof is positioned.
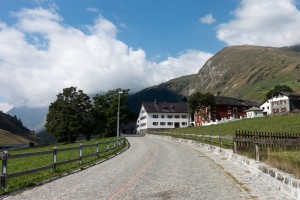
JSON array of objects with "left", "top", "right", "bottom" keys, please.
[
  {"left": 214, "top": 96, "right": 259, "bottom": 107},
  {"left": 274, "top": 91, "right": 300, "bottom": 98},
  {"left": 246, "top": 107, "right": 263, "bottom": 112},
  {"left": 142, "top": 102, "right": 188, "bottom": 113}
]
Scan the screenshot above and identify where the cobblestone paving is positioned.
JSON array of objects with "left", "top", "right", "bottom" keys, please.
[
  {"left": 2, "top": 136, "right": 285, "bottom": 200},
  {"left": 149, "top": 135, "right": 294, "bottom": 200}
]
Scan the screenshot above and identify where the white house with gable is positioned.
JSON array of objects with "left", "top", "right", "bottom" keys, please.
[
  {"left": 136, "top": 102, "right": 189, "bottom": 135},
  {"left": 260, "top": 91, "right": 300, "bottom": 115}
]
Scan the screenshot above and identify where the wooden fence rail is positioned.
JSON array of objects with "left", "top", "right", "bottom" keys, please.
[
  {"left": 149, "top": 130, "right": 300, "bottom": 162},
  {"left": 0, "top": 137, "right": 125, "bottom": 189}
]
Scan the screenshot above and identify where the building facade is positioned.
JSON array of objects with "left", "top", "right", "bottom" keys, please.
[
  {"left": 246, "top": 107, "right": 264, "bottom": 118},
  {"left": 136, "top": 102, "right": 189, "bottom": 135},
  {"left": 260, "top": 91, "right": 300, "bottom": 115},
  {"left": 194, "top": 96, "right": 259, "bottom": 126}
]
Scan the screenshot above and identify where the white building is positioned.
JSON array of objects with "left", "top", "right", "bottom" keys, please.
[
  {"left": 260, "top": 91, "right": 300, "bottom": 115},
  {"left": 136, "top": 102, "right": 189, "bottom": 135},
  {"left": 246, "top": 107, "right": 264, "bottom": 118}
]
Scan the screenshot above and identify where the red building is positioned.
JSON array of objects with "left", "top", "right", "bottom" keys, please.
[{"left": 194, "top": 96, "right": 259, "bottom": 126}]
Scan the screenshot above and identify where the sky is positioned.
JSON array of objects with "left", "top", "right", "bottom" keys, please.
[{"left": 0, "top": 0, "right": 300, "bottom": 112}]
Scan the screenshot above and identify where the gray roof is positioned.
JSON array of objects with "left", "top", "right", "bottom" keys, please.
[
  {"left": 215, "top": 96, "right": 259, "bottom": 107},
  {"left": 246, "top": 107, "right": 263, "bottom": 112},
  {"left": 142, "top": 102, "right": 188, "bottom": 113},
  {"left": 274, "top": 91, "right": 300, "bottom": 98}
]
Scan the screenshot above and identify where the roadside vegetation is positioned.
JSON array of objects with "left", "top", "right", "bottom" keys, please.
[
  {"left": 167, "top": 113, "right": 300, "bottom": 178},
  {"left": 0, "top": 137, "right": 128, "bottom": 195}
]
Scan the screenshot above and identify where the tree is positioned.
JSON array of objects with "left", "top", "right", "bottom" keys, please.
[
  {"left": 92, "top": 88, "right": 130, "bottom": 137},
  {"left": 266, "top": 85, "right": 294, "bottom": 99},
  {"left": 45, "top": 87, "right": 93, "bottom": 142},
  {"left": 188, "top": 92, "right": 215, "bottom": 120},
  {"left": 188, "top": 92, "right": 215, "bottom": 112}
]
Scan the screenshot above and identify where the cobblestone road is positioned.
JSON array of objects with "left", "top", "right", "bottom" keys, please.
[{"left": 3, "top": 136, "right": 267, "bottom": 200}]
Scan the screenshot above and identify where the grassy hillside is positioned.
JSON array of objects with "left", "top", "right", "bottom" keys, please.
[
  {"left": 171, "top": 113, "right": 300, "bottom": 135},
  {"left": 0, "top": 129, "right": 30, "bottom": 145},
  {"left": 0, "top": 111, "right": 41, "bottom": 144}
]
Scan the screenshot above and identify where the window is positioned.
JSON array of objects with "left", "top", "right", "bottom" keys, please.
[
  {"left": 160, "top": 122, "right": 165, "bottom": 126},
  {"left": 282, "top": 100, "right": 286, "bottom": 104},
  {"left": 167, "top": 115, "right": 173, "bottom": 118},
  {"left": 281, "top": 108, "right": 286, "bottom": 112},
  {"left": 182, "top": 122, "right": 187, "bottom": 126},
  {"left": 161, "top": 115, "right": 164, "bottom": 118},
  {"left": 140, "top": 123, "right": 146, "bottom": 127},
  {"left": 167, "top": 122, "right": 173, "bottom": 126},
  {"left": 153, "top": 115, "right": 158, "bottom": 118},
  {"left": 140, "top": 116, "right": 146, "bottom": 120},
  {"left": 181, "top": 115, "right": 187, "bottom": 118},
  {"left": 153, "top": 122, "right": 158, "bottom": 126},
  {"left": 273, "top": 108, "right": 279, "bottom": 113},
  {"left": 174, "top": 115, "right": 180, "bottom": 119},
  {"left": 228, "top": 110, "right": 231, "bottom": 114}
]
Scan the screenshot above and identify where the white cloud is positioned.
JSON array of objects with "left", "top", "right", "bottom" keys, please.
[
  {"left": 0, "top": 8, "right": 212, "bottom": 108},
  {"left": 217, "top": 0, "right": 300, "bottom": 46},
  {"left": 200, "top": 13, "right": 216, "bottom": 25},
  {"left": 0, "top": 103, "right": 14, "bottom": 113}
]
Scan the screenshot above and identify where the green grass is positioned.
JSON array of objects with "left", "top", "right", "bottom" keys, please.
[
  {"left": 162, "top": 113, "right": 300, "bottom": 178},
  {"left": 0, "top": 137, "right": 128, "bottom": 195},
  {"left": 171, "top": 113, "right": 300, "bottom": 135}
]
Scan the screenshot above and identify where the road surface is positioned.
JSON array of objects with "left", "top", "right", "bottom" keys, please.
[{"left": 3, "top": 136, "right": 259, "bottom": 199}]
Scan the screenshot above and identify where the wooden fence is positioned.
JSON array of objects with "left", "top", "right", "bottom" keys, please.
[
  {"left": 149, "top": 130, "right": 300, "bottom": 162},
  {"left": 0, "top": 137, "right": 125, "bottom": 189},
  {"left": 233, "top": 130, "right": 300, "bottom": 161}
]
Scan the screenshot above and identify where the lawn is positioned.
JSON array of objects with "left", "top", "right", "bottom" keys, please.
[{"left": 0, "top": 137, "right": 128, "bottom": 195}]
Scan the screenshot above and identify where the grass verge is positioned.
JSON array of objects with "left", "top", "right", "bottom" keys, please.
[{"left": 0, "top": 137, "right": 129, "bottom": 195}]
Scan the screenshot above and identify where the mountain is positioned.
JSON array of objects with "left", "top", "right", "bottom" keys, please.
[
  {"left": 127, "top": 79, "right": 189, "bottom": 114},
  {"left": 0, "top": 111, "right": 41, "bottom": 144},
  {"left": 187, "top": 45, "right": 300, "bottom": 101},
  {"left": 8, "top": 106, "right": 48, "bottom": 131},
  {"left": 140, "top": 45, "right": 300, "bottom": 104}
]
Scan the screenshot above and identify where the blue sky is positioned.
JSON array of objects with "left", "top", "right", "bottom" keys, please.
[
  {"left": 0, "top": 0, "right": 300, "bottom": 111},
  {"left": 0, "top": 0, "right": 239, "bottom": 60}
]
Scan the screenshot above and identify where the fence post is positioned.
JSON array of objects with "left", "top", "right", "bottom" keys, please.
[
  {"left": 219, "top": 136, "right": 223, "bottom": 148},
  {"left": 53, "top": 147, "right": 57, "bottom": 171},
  {"left": 210, "top": 135, "right": 212, "bottom": 145},
  {"left": 1, "top": 151, "right": 8, "bottom": 189},
  {"left": 233, "top": 138, "right": 237, "bottom": 153},
  {"left": 106, "top": 141, "right": 109, "bottom": 155},
  {"left": 79, "top": 144, "right": 83, "bottom": 165},
  {"left": 96, "top": 142, "right": 99, "bottom": 159},
  {"left": 255, "top": 142, "right": 259, "bottom": 161}
]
